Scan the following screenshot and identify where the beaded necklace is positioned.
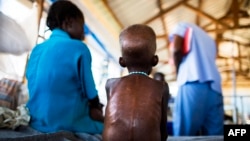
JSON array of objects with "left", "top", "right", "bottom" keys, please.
[{"left": 129, "top": 71, "right": 148, "bottom": 76}]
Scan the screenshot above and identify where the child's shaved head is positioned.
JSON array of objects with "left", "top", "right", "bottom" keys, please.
[{"left": 119, "top": 24, "right": 157, "bottom": 69}]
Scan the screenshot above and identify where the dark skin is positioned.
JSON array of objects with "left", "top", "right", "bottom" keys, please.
[
  {"left": 102, "top": 24, "right": 169, "bottom": 141},
  {"left": 172, "top": 35, "right": 184, "bottom": 74},
  {"left": 153, "top": 72, "right": 171, "bottom": 123},
  {"left": 153, "top": 72, "right": 165, "bottom": 82},
  {"left": 153, "top": 72, "right": 171, "bottom": 102},
  {"left": 118, "top": 55, "right": 159, "bottom": 74},
  {"left": 61, "top": 15, "right": 104, "bottom": 122},
  {"left": 61, "top": 17, "right": 84, "bottom": 40}
]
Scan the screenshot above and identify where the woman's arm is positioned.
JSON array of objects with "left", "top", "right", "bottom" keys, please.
[{"left": 172, "top": 35, "right": 184, "bottom": 74}]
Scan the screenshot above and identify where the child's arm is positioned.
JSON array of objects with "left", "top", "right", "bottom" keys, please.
[
  {"left": 161, "top": 82, "right": 169, "bottom": 141},
  {"left": 105, "top": 79, "right": 111, "bottom": 100},
  {"left": 105, "top": 78, "right": 116, "bottom": 100},
  {"left": 171, "top": 35, "right": 184, "bottom": 73},
  {"left": 89, "top": 96, "right": 104, "bottom": 122}
]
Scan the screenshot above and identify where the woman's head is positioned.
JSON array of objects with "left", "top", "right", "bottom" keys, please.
[
  {"left": 46, "top": 0, "right": 84, "bottom": 40},
  {"left": 119, "top": 24, "right": 158, "bottom": 71}
]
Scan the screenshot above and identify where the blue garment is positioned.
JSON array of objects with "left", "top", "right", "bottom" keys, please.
[
  {"left": 169, "top": 22, "right": 223, "bottom": 136},
  {"left": 170, "top": 22, "right": 222, "bottom": 94},
  {"left": 26, "top": 29, "right": 103, "bottom": 134},
  {"left": 173, "top": 82, "right": 223, "bottom": 136}
]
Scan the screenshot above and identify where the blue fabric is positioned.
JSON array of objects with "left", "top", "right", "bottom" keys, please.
[
  {"left": 173, "top": 82, "right": 224, "bottom": 136},
  {"left": 26, "top": 29, "right": 103, "bottom": 134},
  {"left": 169, "top": 22, "right": 222, "bottom": 94},
  {"left": 169, "top": 22, "right": 224, "bottom": 136}
]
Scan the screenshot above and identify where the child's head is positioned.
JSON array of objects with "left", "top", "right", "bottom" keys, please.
[
  {"left": 46, "top": 0, "right": 84, "bottom": 40},
  {"left": 119, "top": 24, "right": 158, "bottom": 72},
  {"left": 153, "top": 72, "right": 165, "bottom": 82}
]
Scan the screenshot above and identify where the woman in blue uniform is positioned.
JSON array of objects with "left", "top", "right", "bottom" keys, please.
[{"left": 26, "top": 0, "right": 103, "bottom": 135}]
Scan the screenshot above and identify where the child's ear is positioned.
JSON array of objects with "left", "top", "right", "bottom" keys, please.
[
  {"left": 152, "top": 55, "right": 158, "bottom": 66},
  {"left": 119, "top": 57, "right": 126, "bottom": 67}
]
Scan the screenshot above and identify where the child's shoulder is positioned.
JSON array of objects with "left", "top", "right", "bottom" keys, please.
[
  {"left": 106, "top": 77, "right": 121, "bottom": 86},
  {"left": 151, "top": 78, "right": 169, "bottom": 90}
]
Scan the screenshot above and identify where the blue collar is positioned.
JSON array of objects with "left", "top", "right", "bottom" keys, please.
[{"left": 50, "top": 28, "right": 71, "bottom": 38}]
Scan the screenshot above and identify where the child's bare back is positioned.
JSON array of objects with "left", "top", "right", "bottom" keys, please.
[
  {"left": 102, "top": 24, "right": 169, "bottom": 141},
  {"left": 103, "top": 74, "right": 168, "bottom": 141}
]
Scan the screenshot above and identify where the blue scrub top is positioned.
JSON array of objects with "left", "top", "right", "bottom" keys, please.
[
  {"left": 26, "top": 29, "right": 103, "bottom": 134},
  {"left": 169, "top": 22, "right": 222, "bottom": 94}
]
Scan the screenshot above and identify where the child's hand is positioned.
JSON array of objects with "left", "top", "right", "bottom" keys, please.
[{"left": 90, "top": 103, "right": 104, "bottom": 122}]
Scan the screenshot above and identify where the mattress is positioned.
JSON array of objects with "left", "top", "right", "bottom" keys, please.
[{"left": 0, "top": 126, "right": 224, "bottom": 141}]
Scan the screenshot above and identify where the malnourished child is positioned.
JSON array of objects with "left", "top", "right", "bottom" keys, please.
[{"left": 102, "top": 24, "right": 169, "bottom": 141}]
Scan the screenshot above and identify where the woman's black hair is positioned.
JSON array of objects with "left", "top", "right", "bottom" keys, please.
[
  {"left": 153, "top": 72, "right": 165, "bottom": 80},
  {"left": 46, "top": 0, "right": 84, "bottom": 30}
]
